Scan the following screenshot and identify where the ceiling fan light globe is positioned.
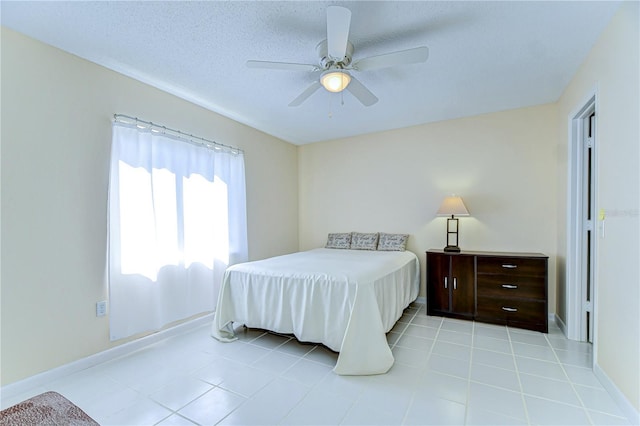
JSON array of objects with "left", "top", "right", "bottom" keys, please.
[{"left": 321, "top": 70, "right": 351, "bottom": 93}]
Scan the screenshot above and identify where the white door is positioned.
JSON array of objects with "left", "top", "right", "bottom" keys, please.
[
  {"left": 581, "top": 111, "right": 596, "bottom": 343},
  {"left": 566, "top": 95, "right": 597, "bottom": 344}
]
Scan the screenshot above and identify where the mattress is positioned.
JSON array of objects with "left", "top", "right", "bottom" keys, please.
[{"left": 211, "top": 248, "right": 420, "bottom": 375}]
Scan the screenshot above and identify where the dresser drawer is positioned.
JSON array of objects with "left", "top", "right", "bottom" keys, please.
[
  {"left": 477, "top": 256, "right": 546, "bottom": 277},
  {"left": 476, "top": 296, "right": 546, "bottom": 325},
  {"left": 477, "top": 275, "right": 546, "bottom": 300}
]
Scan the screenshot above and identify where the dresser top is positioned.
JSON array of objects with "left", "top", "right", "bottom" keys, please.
[{"left": 427, "top": 249, "right": 548, "bottom": 258}]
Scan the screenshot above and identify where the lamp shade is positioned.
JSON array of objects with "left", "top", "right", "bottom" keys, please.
[
  {"left": 320, "top": 70, "right": 351, "bottom": 93},
  {"left": 436, "top": 196, "right": 470, "bottom": 217}
]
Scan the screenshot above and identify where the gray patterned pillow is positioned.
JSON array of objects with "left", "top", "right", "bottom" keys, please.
[
  {"left": 350, "top": 232, "right": 379, "bottom": 250},
  {"left": 377, "top": 233, "right": 409, "bottom": 251},
  {"left": 325, "top": 233, "right": 352, "bottom": 249}
]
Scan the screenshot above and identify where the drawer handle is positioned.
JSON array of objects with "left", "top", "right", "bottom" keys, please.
[
  {"left": 502, "top": 307, "right": 518, "bottom": 312},
  {"left": 502, "top": 264, "right": 518, "bottom": 269},
  {"left": 444, "top": 277, "right": 448, "bottom": 289},
  {"left": 501, "top": 284, "right": 518, "bottom": 289},
  {"left": 453, "top": 277, "right": 457, "bottom": 290}
]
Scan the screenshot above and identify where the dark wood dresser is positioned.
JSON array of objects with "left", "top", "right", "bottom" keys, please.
[{"left": 426, "top": 249, "right": 548, "bottom": 333}]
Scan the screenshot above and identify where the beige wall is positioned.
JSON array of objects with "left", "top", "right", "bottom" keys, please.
[
  {"left": 1, "top": 28, "right": 299, "bottom": 385},
  {"left": 299, "top": 104, "right": 559, "bottom": 309},
  {"left": 556, "top": 1, "right": 639, "bottom": 411}
]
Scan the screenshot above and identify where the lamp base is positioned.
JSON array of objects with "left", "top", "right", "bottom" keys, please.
[{"left": 444, "top": 245, "right": 461, "bottom": 253}]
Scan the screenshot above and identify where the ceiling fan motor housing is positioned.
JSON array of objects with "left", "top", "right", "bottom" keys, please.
[{"left": 316, "top": 39, "right": 354, "bottom": 69}]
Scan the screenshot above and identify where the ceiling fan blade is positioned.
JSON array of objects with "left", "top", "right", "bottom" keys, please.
[
  {"left": 246, "top": 60, "right": 318, "bottom": 72},
  {"left": 346, "top": 76, "right": 378, "bottom": 106},
  {"left": 354, "top": 46, "right": 429, "bottom": 71},
  {"left": 326, "top": 6, "right": 351, "bottom": 61},
  {"left": 289, "top": 81, "right": 322, "bottom": 107}
]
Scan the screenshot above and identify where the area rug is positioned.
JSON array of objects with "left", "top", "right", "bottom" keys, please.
[{"left": 0, "top": 391, "right": 99, "bottom": 425}]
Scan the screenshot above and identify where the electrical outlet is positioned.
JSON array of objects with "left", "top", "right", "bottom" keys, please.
[{"left": 96, "top": 301, "right": 107, "bottom": 317}]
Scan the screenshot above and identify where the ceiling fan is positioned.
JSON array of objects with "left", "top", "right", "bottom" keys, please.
[{"left": 246, "top": 6, "right": 429, "bottom": 107}]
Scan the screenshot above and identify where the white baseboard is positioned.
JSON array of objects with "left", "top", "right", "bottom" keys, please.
[
  {"left": 593, "top": 362, "right": 640, "bottom": 424},
  {"left": 1, "top": 313, "right": 214, "bottom": 400},
  {"left": 553, "top": 313, "right": 567, "bottom": 335},
  {"left": 415, "top": 296, "right": 426, "bottom": 305}
]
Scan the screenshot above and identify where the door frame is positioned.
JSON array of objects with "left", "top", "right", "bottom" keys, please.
[{"left": 566, "top": 91, "right": 598, "bottom": 347}]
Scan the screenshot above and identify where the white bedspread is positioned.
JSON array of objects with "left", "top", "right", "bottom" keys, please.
[{"left": 211, "top": 248, "right": 420, "bottom": 375}]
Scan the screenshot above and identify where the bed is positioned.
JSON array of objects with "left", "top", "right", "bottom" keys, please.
[{"left": 211, "top": 241, "right": 420, "bottom": 375}]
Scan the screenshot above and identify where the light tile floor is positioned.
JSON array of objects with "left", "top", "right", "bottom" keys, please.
[{"left": 1, "top": 303, "right": 633, "bottom": 425}]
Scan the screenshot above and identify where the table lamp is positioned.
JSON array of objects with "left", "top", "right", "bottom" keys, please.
[{"left": 436, "top": 195, "right": 470, "bottom": 252}]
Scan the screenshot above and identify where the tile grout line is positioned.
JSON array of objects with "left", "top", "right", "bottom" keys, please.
[
  {"left": 463, "top": 320, "right": 475, "bottom": 425},
  {"left": 507, "top": 326, "right": 532, "bottom": 425},
  {"left": 400, "top": 306, "right": 442, "bottom": 426},
  {"left": 511, "top": 328, "right": 616, "bottom": 423},
  {"left": 544, "top": 332, "right": 597, "bottom": 425},
  {"left": 395, "top": 304, "right": 424, "bottom": 426},
  {"left": 396, "top": 304, "right": 424, "bottom": 426},
  {"left": 391, "top": 304, "right": 420, "bottom": 350},
  {"left": 213, "top": 331, "right": 315, "bottom": 426}
]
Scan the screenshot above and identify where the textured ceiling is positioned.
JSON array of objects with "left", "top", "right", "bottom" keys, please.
[{"left": 1, "top": 1, "right": 621, "bottom": 145}]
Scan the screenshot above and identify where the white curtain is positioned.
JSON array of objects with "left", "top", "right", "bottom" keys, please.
[{"left": 108, "top": 122, "right": 247, "bottom": 341}]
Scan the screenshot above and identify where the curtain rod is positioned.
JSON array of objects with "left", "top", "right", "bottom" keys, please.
[{"left": 113, "top": 114, "right": 244, "bottom": 155}]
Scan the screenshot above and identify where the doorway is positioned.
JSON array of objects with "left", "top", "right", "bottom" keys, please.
[{"left": 566, "top": 95, "right": 597, "bottom": 343}]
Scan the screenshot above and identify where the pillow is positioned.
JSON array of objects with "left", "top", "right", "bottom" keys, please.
[
  {"left": 350, "top": 232, "right": 379, "bottom": 250},
  {"left": 325, "top": 232, "right": 352, "bottom": 249},
  {"left": 377, "top": 233, "right": 409, "bottom": 251}
]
